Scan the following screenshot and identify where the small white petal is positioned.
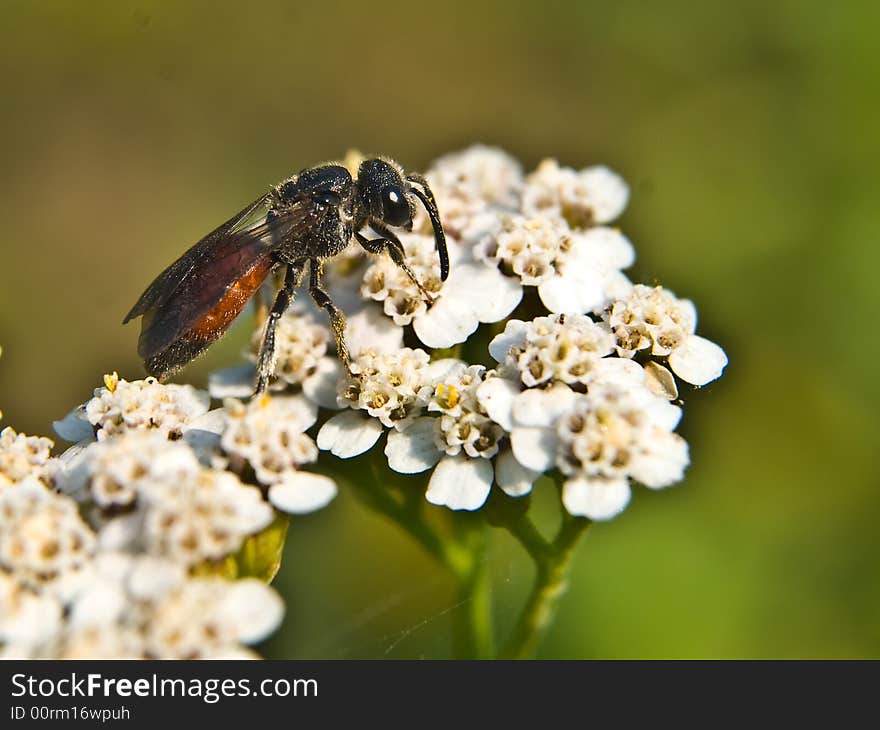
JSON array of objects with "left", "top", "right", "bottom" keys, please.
[
  {"left": 627, "top": 386, "right": 682, "bottom": 431},
  {"left": 0, "top": 592, "right": 62, "bottom": 649},
  {"left": 414, "top": 264, "right": 522, "bottom": 348},
  {"left": 128, "top": 557, "right": 185, "bottom": 601},
  {"left": 538, "top": 269, "right": 604, "bottom": 314},
  {"left": 345, "top": 305, "right": 405, "bottom": 356},
  {"left": 487, "top": 319, "right": 529, "bottom": 362},
  {"left": 208, "top": 364, "right": 256, "bottom": 399},
  {"left": 385, "top": 418, "right": 442, "bottom": 474},
  {"left": 668, "top": 335, "right": 728, "bottom": 386},
  {"left": 579, "top": 166, "right": 630, "bottom": 223},
  {"left": 97, "top": 512, "right": 143, "bottom": 552},
  {"left": 495, "top": 450, "right": 539, "bottom": 497},
  {"left": 413, "top": 296, "right": 478, "bottom": 348},
  {"left": 573, "top": 226, "right": 635, "bottom": 270},
  {"left": 269, "top": 471, "right": 338, "bottom": 514},
  {"left": 589, "top": 358, "right": 647, "bottom": 388},
  {"left": 69, "top": 580, "right": 127, "bottom": 630},
  {"left": 93, "top": 552, "right": 134, "bottom": 583},
  {"left": 187, "top": 407, "right": 227, "bottom": 436},
  {"left": 677, "top": 298, "right": 698, "bottom": 332},
  {"left": 510, "top": 426, "right": 558, "bottom": 472},
  {"left": 643, "top": 361, "right": 678, "bottom": 400},
  {"left": 630, "top": 433, "right": 690, "bottom": 488},
  {"left": 511, "top": 384, "right": 578, "bottom": 428},
  {"left": 562, "top": 477, "right": 631, "bottom": 520},
  {"left": 463, "top": 263, "right": 523, "bottom": 322},
  {"left": 425, "top": 456, "right": 493, "bottom": 511},
  {"left": 475, "top": 377, "right": 519, "bottom": 431},
  {"left": 219, "top": 579, "right": 285, "bottom": 645},
  {"left": 316, "top": 410, "right": 383, "bottom": 458},
  {"left": 302, "top": 358, "right": 344, "bottom": 409},
  {"left": 601, "top": 271, "right": 634, "bottom": 304},
  {"left": 182, "top": 428, "right": 222, "bottom": 464},
  {"left": 424, "top": 358, "right": 468, "bottom": 384},
  {"left": 53, "top": 406, "right": 94, "bottom": 443},
  {"left": 53, "top": 442, "right": 92, "bottom": 499}
]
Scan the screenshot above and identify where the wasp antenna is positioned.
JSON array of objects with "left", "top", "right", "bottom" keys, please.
[{"left": 407, "top": 174, "right": 449, "bottom": 281}]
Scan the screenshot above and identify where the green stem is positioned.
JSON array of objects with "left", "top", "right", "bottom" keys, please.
[
  {"left": 452, "top": 524, "right": 494, "bottom": 659},
  {"left": 322, "top": 451, "right": 472, "bottom": 576},
  {"left": 322, "top": 449, "right": 495, "bottom": 657},
  {"left": 499, "top": 516, "right": 591, "bottom": 659}
]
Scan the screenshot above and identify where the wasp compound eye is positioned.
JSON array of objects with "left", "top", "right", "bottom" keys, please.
[{"left": 381, "top": 186, "right": 411, "bottom": 226}]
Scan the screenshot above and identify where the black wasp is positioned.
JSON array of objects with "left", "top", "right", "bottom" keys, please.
[{"left": 124, "top": 157, "right": 448, "bottom": 394}]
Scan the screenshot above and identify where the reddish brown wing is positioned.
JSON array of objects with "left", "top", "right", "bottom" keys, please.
[
  {"left": 139, "top": 251, "right": 275, "bottom": 380},
  {"left": 137, "top": 225, "right": 276, "bottom": 358},
  {"left": 129, "top": 196, "right": 309, "bottom": 380},
  {"left": 124, "top": 195, "right": 272, "bottom": 325}
]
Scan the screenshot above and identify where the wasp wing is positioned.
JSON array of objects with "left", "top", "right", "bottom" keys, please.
[
  {"left": 127, "top": 193, "right": 319, "bottom": 379},
  {"left": 124, "top": 194, "right": 273, "bottom": 324}
]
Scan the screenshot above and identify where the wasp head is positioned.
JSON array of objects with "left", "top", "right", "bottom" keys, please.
[{"left": 357, "top": 158, "right": 449, "bottom": 280}]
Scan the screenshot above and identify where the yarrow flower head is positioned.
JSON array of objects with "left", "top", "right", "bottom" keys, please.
[
  {"left": 472, "top": 218, "right": 635, "bottom": 315},
  {"left": 221, "top": 394, "right": 336, "bottom": 515},
  {"left": 0, "top": 476, "right": 95, "bottom": 588},
  {"left": 0, "top": 427, "right": 56, "bottom": 485},
  {"left": 301, "top": 146, "right": 727, "bottom": 519},
  {"left": 362, "top": 148, "right": 637, "bottom": 354},
  {"left": 54, "top": 374, "right": 212, "bottom": 444},
  {"left": 361, "top": 234, "right": 444, "bottom": 326},
  {"left": 2, "top": 550, "right": 284, "bottom": 658},
  {"left": 1, "top": 352, "right": 294, "bottom": 658},
  {"left": 248, "top": 308, "right": 330, "bottom": 387},
  {"left": 555, "top": 384, "right": 688, "bottom": 520},
  {"left": 57, "top": 431, "right": 273, "bottom": 567},
  {"left": 383, "top": 363, "right": 514, "bottom": 510},
  {"left": 488, "top": 314, "right": 616, "bottom": 388},
  {"left": 341, "top": 348, "right": 433, "bottom": 428},
  {"left": 521, "top": 158, "right": 629, "bottom": 227},
  {"left": 0, "top": 145, "right": 730, "bottom": 659},
  {"left": 417, "top": 145, "right": 524, "bottom": 238},
  {"left": 604, "top": 284, "right": 728, "bottom": 386},
  {"left": 315, "top": 347, "right": 437, "bottom": 461}
]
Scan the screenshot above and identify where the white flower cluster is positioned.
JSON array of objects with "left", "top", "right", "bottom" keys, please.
[
  {"left": 221, "top": 395, "right": 336, "bottom": 514},
  {"left": 248, "top": 309, "right": 330, "bottom": 387},
  {"left": 0, "top": 477, "right": 94, "bottom": 587},
  {"left": 490, "top": 314, "right": 615, "bottom": 388},
  {"left": 332, "top": 146, "right": 638, "bottom": 350},
  {"left": 1, "top": 550, "right": 282, "bottom": 659},
  {"left": 521, "top": 158, "right": 629, "bottom": 226},
  {"left": 84, "top": 373, "right": 211, "bottom": 440},
  {"left": 1, "top": 359, "right": 342, "bottom": 656},
  {"left": 416, "top": 145, "right": 524, "bottom": 237},
  {"left": 604, "top": 284, "right": 728, "bottom": 387},
  {"left": 0, "top": 427, "right": 56, "bottom": 486},
  {"left": 282, "top": 146, "right": 726, "bottom": 518},
  {"left": 2, "top": 145, "right": 729, "bottom": 656},
  {"left": 362, "top": 234, "right": 444, "bottom": 326},
  {"left": 384, "top": 363, "right": 511, "bottom": 510},
  {"left": 0, "top": 463, "right": 282, "bottom": 657},
  {"left": 59, "top": 431, "right": 273, "bottom": 567}
]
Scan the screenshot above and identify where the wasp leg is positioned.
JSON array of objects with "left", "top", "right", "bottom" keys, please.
[
  {"left": 254, "top": 262, "right": 304, "bottom": 395},
  {"left": 356, "top": 226, "right": 437, "bottom": 305},
  {"left": 308, "top": 260, "right": 354, "bottom": 377}
]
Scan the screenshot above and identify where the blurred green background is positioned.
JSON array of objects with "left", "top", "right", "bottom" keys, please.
[{"left": 1, "top": 1, "right": 877, "bottom": 658}]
